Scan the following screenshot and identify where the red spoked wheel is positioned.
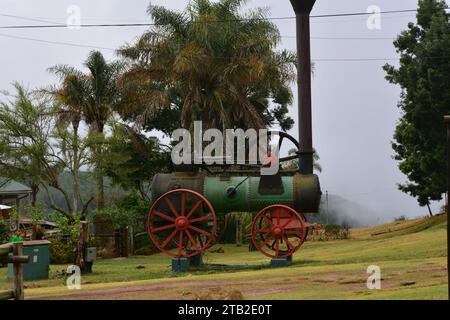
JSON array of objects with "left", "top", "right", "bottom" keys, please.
[
  {"left": 251, "top": 204, "right": 307, "bottom": 259},
  {"left": 147, "top": 189, "right": 217, "bottom": 258}
]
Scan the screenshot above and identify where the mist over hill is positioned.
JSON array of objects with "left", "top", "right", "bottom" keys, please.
[{"left": 307, "top": 194, "right": 381, "bottom": 228}]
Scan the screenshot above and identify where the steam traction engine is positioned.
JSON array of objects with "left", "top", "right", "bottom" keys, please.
[{"left": 146, "top": 0, "right": 322, "bottom": 263}]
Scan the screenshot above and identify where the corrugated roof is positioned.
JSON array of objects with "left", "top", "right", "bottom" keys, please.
[{"left": 0, "top": 177, "right": 32, "bottom": 194}]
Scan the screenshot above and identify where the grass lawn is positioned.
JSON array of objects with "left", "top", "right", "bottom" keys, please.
[{"left": 0, "top": 214, "right": 447, "bottom": 300}]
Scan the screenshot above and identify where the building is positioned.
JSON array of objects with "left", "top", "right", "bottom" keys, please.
[{"left": 0, "top": 178, "right": 32, "bottom": 215}]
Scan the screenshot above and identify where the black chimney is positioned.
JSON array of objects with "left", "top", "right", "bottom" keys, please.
[{"left": 290, "top": 0, "right": 316, "bottom": 174}]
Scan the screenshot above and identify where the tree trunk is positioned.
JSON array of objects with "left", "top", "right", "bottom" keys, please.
[
  {"left": 94, "top": 123, "right": 105, "bottom": 209},
  {"left": 30, "top": 184, "right": 38, "bottom": 207},
  {"left": 426, "top": 203, "right": 434, "bottom": 217},
  {"left": 75, "top": 221, "right": 92, "bottom": 273},
  {"left": 72, "top": 124, "right": 80, "bottom": 214},
  {"left": 95, "top": 168, "right": 104, "bottom": 209}
]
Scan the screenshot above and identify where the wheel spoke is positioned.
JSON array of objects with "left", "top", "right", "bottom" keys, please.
[
  {"left": 178, "top": 230, "right": 184, "bottom": 256},
  {"left": 275, "top": 239, "right": 280, "bottom": 257},
  {"left": 257, "top": 235, "right": 274, "bottom": 250},
  {"left": 152, "top": 224, "right": 175, "bottom": 233},
  {"left": 185, "top": 230, "right": 199, "bottom": 250},
  {"left": 161, "top": 229, "right": 178, "bottom": 248},
  {"left": 256, "top": 229, "right": 271, "bottom": 233},
  {"left": 165, "top": 197, "right": 179, "bottom": 217},
  {"left": 189, "top": 225, "right": 211, "bottom": 237},
  {"left": 153, "top": 211, "right": 176, "bottom": 222},
  {"left": 180, "top": 192, "right": 186, "bottom": 216},
  {"left": 190, "top": 214, "right": 213, "bottom": 223},
  {"left": 197, "top": 234, "right": 205, "bottom": 247},
  {"left": 281, "top": 215, "right": 294, "bottom": 228},
  {"left": 186, "top": 200, "right": 203, "bottom": 219},
  {"left": 284, "top": 235, "right": 294, "bottom": 251},
  {"left": 261, "top": 213, "right": 274, "bottom": 227}
]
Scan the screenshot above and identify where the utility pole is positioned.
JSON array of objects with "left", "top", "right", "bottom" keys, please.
[
  {"left": 444, "top": 115, "right": 450, "bottom": 299},
  {"left": 326, "top": 190, "right": 329, "bottom": 225}
]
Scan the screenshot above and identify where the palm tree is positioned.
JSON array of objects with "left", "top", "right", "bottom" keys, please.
[
  {"left": 47, "top": 51, "right": 125, "bottom": 209},
  {"left": 117, "top": 0, "right": 296, "bottom": 132}
]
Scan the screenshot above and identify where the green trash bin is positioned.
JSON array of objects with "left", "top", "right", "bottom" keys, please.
[{"left": 8, "top": 240, "right": 50, "bottom": 281}]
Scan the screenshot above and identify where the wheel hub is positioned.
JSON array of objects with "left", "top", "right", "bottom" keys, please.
[
  {"left": 272, "top": 226, "right": 284, "bottom": 238},
  {"left": 175, "top": 216, "right": 189, "bottom": 230}
]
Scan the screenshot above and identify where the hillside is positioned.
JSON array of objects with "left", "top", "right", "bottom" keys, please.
[{"left": 0, "top": 214, "right": 447, "bottom": 300}]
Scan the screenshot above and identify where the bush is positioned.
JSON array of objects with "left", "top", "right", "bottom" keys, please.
[
  {"left": 394, "top": 215, "right": 407, "bottom": 222},
  {"left": 0, "top": 221, "right": 9, "bottom": 244},
  {"left": 49, "top": 238, "right": 76, "bottom": 264},
  {"left": 306, "top": 224, "right": 349, "bottom": 241}
]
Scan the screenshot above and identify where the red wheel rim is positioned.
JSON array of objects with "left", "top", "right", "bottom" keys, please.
[
  {"left": 203, "top": 215, "right": 228, "bottom": 249},
  {"left": 251, "top": 204, "right": 307, "bottom": 259},
  {"left": 147, "top": 189, "right": 217, "bottom": 258}
]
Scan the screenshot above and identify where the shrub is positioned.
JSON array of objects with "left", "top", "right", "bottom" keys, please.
[
  {"left": 49, "top": 238, "right": 76, "bottom": 264},
  {"left": 394, "top": 215, "right": 407, "bottom": 222},
  {"left": 0, "top": 221, "right": 9, "bottom": 244}
]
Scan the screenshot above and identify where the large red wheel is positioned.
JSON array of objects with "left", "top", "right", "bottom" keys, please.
[
  {"left": 251, "top": 204, "right": 307, "bottom": 259},
  {"left": 147, "top": 189, "right": 217, "bottom": 258}
]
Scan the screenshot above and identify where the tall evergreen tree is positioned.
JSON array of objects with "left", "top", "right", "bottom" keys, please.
[{"left": 383, "top": 0, "right": 450, "bottom": 215}]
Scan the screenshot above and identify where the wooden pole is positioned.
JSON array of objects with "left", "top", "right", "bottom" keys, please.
[
  {"left": 12, "top": 242, "right": 24, "bottom": 300},
  {"left": 0, "top": 290, "right": 14, "bottom": 300},
  {"left": 444, "top": 115, "right": 450, "bottom": 300}
]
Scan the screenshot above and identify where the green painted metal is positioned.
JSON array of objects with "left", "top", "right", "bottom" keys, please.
[
  {"left": 8, "top": 240, "right": 50, "bottom": 281},
  {"left": 150, "top": 172, "right": 322, "bottom": 215},
  {"left": 204, "top": 176, "right": 293, "bottom": 214},
  {"left": 172, "top": 258, "right": 190, "bottom": 272},
  {"left": 270, "top": 257, "right": 292, "bottom": 268}
]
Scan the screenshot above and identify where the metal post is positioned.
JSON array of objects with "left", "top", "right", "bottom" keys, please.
[
  {"left": 290, "top": 0, "right": 316, "bottom": 174},
  {"left": 444, "top": 115, "right": 450, "bottom": 300},
  {"left": 326, "top": 190, "right": 329, "bottom": 225}
]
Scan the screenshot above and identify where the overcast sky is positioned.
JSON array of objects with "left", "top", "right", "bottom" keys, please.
[{"left": 0, "top": 0, "right": 447, "bottom": 221}]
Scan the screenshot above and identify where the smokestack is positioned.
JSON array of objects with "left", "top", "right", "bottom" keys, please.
[{"left": 290, "top": 0, "right": 316, "bottom": 174}]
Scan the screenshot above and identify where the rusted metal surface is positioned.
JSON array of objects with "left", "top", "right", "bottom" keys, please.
[
  {"left": 292, "top": 173, "right": 322, "bottom": 213},
  {"left": 290, "top": 0, "right": 316, "bottom": 174},
  {"left": 150, "top": 172, "right": 205, "bottom": 202}
]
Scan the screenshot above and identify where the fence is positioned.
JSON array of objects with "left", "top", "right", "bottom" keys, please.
[{"left": 0, "top": 242, "right": 29, "bottom": 300}]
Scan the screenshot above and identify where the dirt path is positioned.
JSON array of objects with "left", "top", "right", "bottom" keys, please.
[{"left": 27, "top": 261, "right": 448, "bottom": 300}]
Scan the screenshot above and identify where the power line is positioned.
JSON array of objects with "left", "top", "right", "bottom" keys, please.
[
  {"left": 0, "top": 33, "right": 114, "bottom": 51},
  {"left": 0, "top": 13, "right": 62, "bottom": 25},
  {"left": 0, "top": 9, "right": 419, "bottom": 29},
  {"left": 1, "top": 32, "right": 448, "bottom": 62},
  {"left": 284, "top": 36, "right": 396, "bottom": 40}
]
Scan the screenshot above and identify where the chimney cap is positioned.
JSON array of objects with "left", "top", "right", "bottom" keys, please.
[{"left": 290, "top": 0, "right": 316, "bottom": 14}]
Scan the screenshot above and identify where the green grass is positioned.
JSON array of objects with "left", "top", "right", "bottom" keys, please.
[{"left": 0, "top": 214, "right": 447, "bottom": 299}]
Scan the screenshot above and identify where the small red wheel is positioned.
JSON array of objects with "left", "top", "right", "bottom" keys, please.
[
  {"left": 251, "top": 204, "right": 307, "bottom": 259},
  {"left": 147, "top": 189, "right": 217, "bottom": 258}
]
